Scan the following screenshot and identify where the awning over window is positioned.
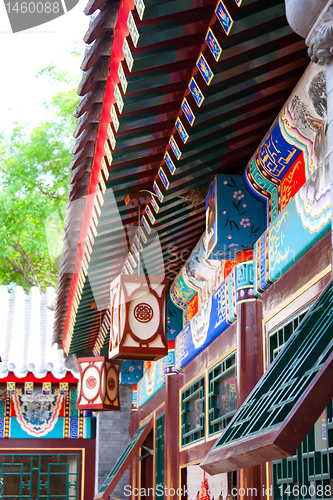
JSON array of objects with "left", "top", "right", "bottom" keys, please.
[
  {"left": 94, "top": 417, "right": 153, "bottom": 500},
  {"left": 201, "top": 280, "right": 333, "bottom": 474}
]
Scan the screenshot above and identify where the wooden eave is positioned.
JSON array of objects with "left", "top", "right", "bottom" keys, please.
[{"left": 53, "top": 0, "right": 309, "bottom": 354}]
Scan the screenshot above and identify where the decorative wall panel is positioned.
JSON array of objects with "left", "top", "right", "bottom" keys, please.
[
  {"left": 245, "top": 64, "right": 328, "bottom": 225},
  {"left": 205, "top": 175, "right": 265, "bottom": 260},
  {"left": 0, "top": 386, "right": 93, "bottom": 439},
  {"left": 137, "top": 357, "right": 165, "bottom": 407},
  {"left": 254, "top": 162, "right": 331, "bottom": 295}
]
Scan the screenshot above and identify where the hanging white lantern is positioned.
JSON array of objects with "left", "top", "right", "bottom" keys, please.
[
  {"left": 109, "top": 274, "right": 168, "bottom": 361},
  {"left": 76, "top": 357, "right": 121, "bottom": 411}
]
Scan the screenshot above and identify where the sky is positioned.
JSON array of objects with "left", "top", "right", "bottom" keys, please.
[{"left": 0, "top": 0, "right": 90, "bottom": 133}]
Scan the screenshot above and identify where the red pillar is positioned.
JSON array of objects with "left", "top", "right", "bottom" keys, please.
[
  {"left": 164, "top": 350, "right": 179, "bottom": 499},
  {"left": 130, "top": 387, "right": 140, "bottom": 500},
  {"left": 237, "top": 299, "right": 265, "bottom": 500}
]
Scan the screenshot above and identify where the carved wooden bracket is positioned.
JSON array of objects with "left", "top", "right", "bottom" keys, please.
[{"left": 306, "top": 2, "right": 333, "bottom": 65}]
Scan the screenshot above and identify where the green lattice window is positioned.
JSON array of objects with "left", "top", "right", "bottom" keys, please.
[
  {"left": 208, "top": 352, "right": 237, "bottom": 436},
  {"left": 181, "top": 376, "right": 205, "bottom": 447},
  {"left": 155, "top": 414, "right": 165, "bottom": 496},
  {"left": 270, "top": 310, "right": 333, "bottom": 500},
  {"left": 0, "top": 454, "right": 78, "bottom": 500},
  {"left": 273, "top": 406, "right": 333, "bottom": 500},
  {"left": 269, "top": 307, "right": 310, "bottom": 362},
  {"left": 70, "top": 387, "right": 79, "bottom": 417},
  {"left": 0, "top": 386, "right": 5, "bottom": 417}
]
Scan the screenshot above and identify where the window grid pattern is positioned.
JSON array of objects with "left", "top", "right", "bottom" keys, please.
[
  {"left": 273, "top": 412, "right": 333, "bottom": 499},
  {"left": 0, "top": 454, "right": 78, "bottom": 500},
  {"left": 212, "top": 281, "right": 333, "bottom": 447},
  {"left": 269, "top": 307, "right": 310, "bottom": 363},
  {"left": 181, "top": 376, "right": 205, "bottom": 447},
  {"left": 208, "top": 352, "right": 237, "bottom": 436},
  {"left": 270, "top": 307, "right": 333, "bottom": 500}
]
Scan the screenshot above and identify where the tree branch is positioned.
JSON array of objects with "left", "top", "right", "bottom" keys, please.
[
  {"left": 36, "top": 184, "right": 62, "bottom": 200},
  {"left": 5, "top": 256, "right": 36, "bottom": 287},
  {"left": 10, "top": 244, "right": 41, "bottom": 290}
]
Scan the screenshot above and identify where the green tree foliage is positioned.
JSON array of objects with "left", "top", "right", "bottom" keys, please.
[{"left": 0, "top": 59, "right": 80, "bottom": 291}]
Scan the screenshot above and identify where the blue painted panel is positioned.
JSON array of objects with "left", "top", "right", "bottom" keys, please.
[
  {"left": 189, "top": 78, "right": 204, "bottom": 106},
  {"left": 258, "top": 118, "right": 303, "bottom": 180},
  {"left": 206, "top": 28, "right": 222, "bottom": 62},
  {"left": 159, "top": 167, "right": 169, "bottom": 189},
  {"left": 164, "top": 152, "right": 176, "bottom": 174},
  {"left": 121, "top": 360, "right": 143, "bottom": 384},
  {"left": 182, "top": 98, "right": 195, "bottom": 126},
  {"left": 205, "top": 175, "right": 265, "bottom": 260},
  {"left": 197, "top": 54, "right": 214, "bottom": 85},
  {"left": 70, "top": 417, "right": 79, "bottom": 439},
  {"left": 175, "top": 118, "right": 189, "bottom": 143},
  {"left": 176, "top": 281, "right": 230, "bottom": 370},
  {"left": 215, "top": 1, "right": 233, "bottom": 35}
]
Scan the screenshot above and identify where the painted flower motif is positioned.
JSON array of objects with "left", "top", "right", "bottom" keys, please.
[
  {"left": 233, "top": 189, "right": 245, "bottom": 200},
  {"left": 240, "top": 218, "right": 251, "bottom": 227},
  {"left": 227, "top": 235, "right": 232, "bottom": 239},
  {"left": 129, "top": 366, "right": 135, "bottom": 372},
  {"left": 243, "top": 204, "right": 247, "bottom": 208},
  {"left": 223, "top": 180, "right": 228, "bottom": 185},
  {"left": 222, "top": 210, "right": 226, "bottom": 214}
]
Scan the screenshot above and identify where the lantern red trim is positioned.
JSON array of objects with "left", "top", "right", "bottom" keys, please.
[
  {"left": 109, "top": 274, "right": 168, "bottom": 361},
  {"left": 76, "top": 357, "right": 121, "bottom": 411}
]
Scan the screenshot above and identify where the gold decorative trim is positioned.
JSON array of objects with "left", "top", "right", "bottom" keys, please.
[
  {"left": 180, "top": 459, "right": 201, "bottom": 467},
  {"left": 266, "top": 462, "right": 270, "bottom": 500},
  {"left": 179, "top": 369, "right": 205, "bottom": 392},
  {"left": 139, "top": 401, "right": 165, "bottom": 426},
  {"left": 237, "top": 297, "right": 256, "bottom": 305},
  {"left": 206, "top": 431, "right": 223, "bottom": 442},
  {"left": 179, "top": 460, "right": 201, "bottom": 496},
  {"left": 263, "top": 264, "right": 331, "bottom": 324},
  {"left": 179, "top": 437, "right": 205, "bottom": 452},
  {"left": 205, "top": 345, "right": 237, "bottom": 372}
]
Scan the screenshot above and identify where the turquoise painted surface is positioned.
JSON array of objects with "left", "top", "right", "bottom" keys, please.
[
  {"left": 10, "top": 417, "right": 65, "bottom": 439},
  {"left": 120, "top": 360, "right": 143, "bottom": 384},
  {"left": 167, "top": 293, "right": 183, "bottom": 340},
  {"left": 137, "top": 357, "right": 165, "bottom": 407},
  {"left": 206, "top": 175, "right": 265, "bottom": 260},
  {"left": 0, "top": 387, "right": 5, "bottom": 417},
  {"left": 4, "top": 416, "right": 95, "bottom": 439}
]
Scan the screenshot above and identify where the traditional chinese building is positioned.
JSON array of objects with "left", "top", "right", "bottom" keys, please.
[
  {"left": 53, "top": 0, "right": 333, "bottom": 498},
  {"left": 0, "top": 286, "right": 96, "bottom": 500}
]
